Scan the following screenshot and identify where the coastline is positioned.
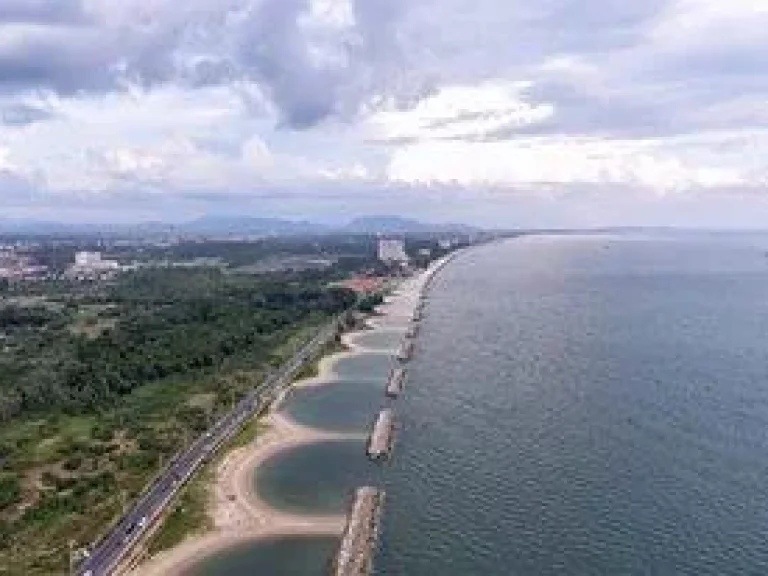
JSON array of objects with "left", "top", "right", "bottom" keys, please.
[
  {"left": 131, "top": 254, "right": 456, "bottom": 575},
  {"left": 130, "top": 344, "right": 366, "bottom": 576},
  {"left": 134, "top": 412, "right": 355, "bottom": 576}
]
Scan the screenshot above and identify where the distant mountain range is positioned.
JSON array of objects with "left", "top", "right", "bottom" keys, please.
[{"left": 0, "top": 215, "right": 478, "bottom": 237}]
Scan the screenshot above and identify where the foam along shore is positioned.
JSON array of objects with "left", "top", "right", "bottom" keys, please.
[{"left": 130, "top": 259, "right": 454, "bottom": 575}]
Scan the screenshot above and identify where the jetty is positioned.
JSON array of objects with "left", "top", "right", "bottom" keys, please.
[
  {"left": 330, "top": 487, "right": 386, "bottom": 576},
  {"left": 385, "top": 367, "right": 406, "bottom": 398},
  {"left": 367, "top": 409, "right": 395, "bottom": 460},
  {"left": 396, "top": 340, "right": 414, "bottom": 362}
]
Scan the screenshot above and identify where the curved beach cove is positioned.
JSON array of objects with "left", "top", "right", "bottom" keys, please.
[
  {"left": 181, "top": 536, "right": 338, "bottom": 576},
  {"left": 255, "top": 439, "right": 381, "bottom": 515},
  {"left": 284, "top": 379, "right": 386, "bottom": 433},
  {"left": 134, "top": 257, "right": 445, "bottom": 575}
]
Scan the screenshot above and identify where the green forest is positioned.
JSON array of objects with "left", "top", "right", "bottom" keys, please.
[{"left": 0, "top": 265, "right": 356, "bottom": 575}]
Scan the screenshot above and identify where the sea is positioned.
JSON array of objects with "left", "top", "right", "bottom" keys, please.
[{"left": 187, "top": 233, "right": 768, "bottom": 575}]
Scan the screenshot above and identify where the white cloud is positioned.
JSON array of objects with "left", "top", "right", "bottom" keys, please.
[
  {"left": 386, "top": 135, "right": 748, "bottom": 191},
  {"left": 316, "top": 162, "right": 370, "bottom": 181},
  {"left": 366, "top": 80, "right": 554, "bottom": 142},
  {"left": 3, "top": 0, "right": 768, "bottom": 225},
  {"left": 650, "top": 0, "right": 768, "bottom": 45},
  {"left": 0, "top": 146, "right": 16, "bottom": 172}
]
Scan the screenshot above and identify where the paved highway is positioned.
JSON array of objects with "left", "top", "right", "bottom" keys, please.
[{"left": 76, "top": 316, "right": 345, "bottom": 576}]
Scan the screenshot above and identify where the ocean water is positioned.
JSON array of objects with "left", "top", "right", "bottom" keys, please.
[
  {"left": 180, "top": 536, "right": 337, "bottom": 576},
  {"left": 329, "top": 352, "right": 395, "bottom": 382},
  {"left": 194, "top": 234, "right": 768, "bottom": 575},
  {"left": 376, "top": 235, "right": 768, "bottom": 575}
]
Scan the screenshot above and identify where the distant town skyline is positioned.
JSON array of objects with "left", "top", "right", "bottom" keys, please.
[{"left": 2, "top": 1, "right": 768, "bottom": 227}]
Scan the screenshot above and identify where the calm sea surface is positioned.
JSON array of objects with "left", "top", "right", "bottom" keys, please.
[
  {"left": 195, "top": 234, "right": 768, "bottom": 575},
  {"left": 377, "top": 234, "right": 768, "bottom": 575},
  {"left": 181, "top": 536, "right": 338, "bottom": 576}
]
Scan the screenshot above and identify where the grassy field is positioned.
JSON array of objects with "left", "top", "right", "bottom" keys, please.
[
  {"left": 0, "top": 314, "right": 339, "bottom": 576},
  {"left": 142, "top": 331, "right": 350, "bottom": 559}
]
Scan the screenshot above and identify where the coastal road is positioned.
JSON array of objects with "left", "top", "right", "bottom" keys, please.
[{"left": 76, "top": 317, "right": 345, "bottom": 576}]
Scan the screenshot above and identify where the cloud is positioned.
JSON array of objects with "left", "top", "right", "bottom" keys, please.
[
  {"left": 236, "top": 0, "right": 407, "bottom": 128},
  {"left": 0, "top": 0, "right": 242, "bottom": 94},
  {"left": 0, "top": 0, "right": 407, "bottom": 128},
  {"left": 386, "top": 135, "right": 749, "bottom": 191},
  {"left": 2, "top": 0, "right": 768, "bottom": 226},
  {"left": 0, "top": 101, "right": 55, "bottom": 126},
  {"left": 0, "top": 0, "right": 87, "bottom": 25},
  {"left": 366, "top": 81, "right": 555, "bottom": 143},
  {"left": 0, "top": 145, "right": 37, "bottom": 204}
]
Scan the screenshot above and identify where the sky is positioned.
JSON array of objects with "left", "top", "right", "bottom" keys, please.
[{"left": 1, "top": 0, "right": 768, "bottom": 227}]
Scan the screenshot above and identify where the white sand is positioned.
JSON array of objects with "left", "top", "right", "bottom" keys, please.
[{"left": 130, "top": 263, "right": 446, "bottom": 575}]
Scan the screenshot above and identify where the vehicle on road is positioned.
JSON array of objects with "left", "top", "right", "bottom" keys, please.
[{"left": 123, "top": 522, "right": 136, "bottom": 543}]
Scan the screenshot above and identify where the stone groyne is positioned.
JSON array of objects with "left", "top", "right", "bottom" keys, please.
[
  {"left": 385, "top": 367, "right": 407, "bottom": 398},
  {"left": 330, "top": 487, "right": 386, "bottom": 576},
  {"left": 366, "top": 409, "right": 395, "bottom": 460}
]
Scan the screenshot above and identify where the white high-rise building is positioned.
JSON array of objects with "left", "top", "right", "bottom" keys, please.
[
  {"left": 75, "top": 251, "right": 103, "bottom": 267},
  {"left": 377, "top": 238, "right": 409, "bottom": 264}
]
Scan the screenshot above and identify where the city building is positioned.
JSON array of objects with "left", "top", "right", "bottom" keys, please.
[
  {"left": 75, "top": 251, "right": 105, "bottom": 267},
  {"left": 68, "top": 251, "right": 120, "bottom": 280},
  {"left": 0, "top": 249, "right": 48, "bottom": 281},
  {"left": 377, "top": 238, "right": 409, "bottom": 264}
]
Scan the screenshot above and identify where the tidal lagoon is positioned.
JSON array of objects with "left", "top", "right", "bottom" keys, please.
[{"left": 181, "top": 536, "right": 338, "bottom": 576}]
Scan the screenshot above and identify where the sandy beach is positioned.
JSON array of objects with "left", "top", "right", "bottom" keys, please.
[
  {"left": 134, "top": 412, "right": 356, "bottom": 576},
  {"left": 130, "top": 260, "right": 445, "bottom": 575},
  {"left": 131, "top": 337, "right": 372, "bottom": 576}
]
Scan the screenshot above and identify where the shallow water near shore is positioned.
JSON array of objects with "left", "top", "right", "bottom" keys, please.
[
  {"left": 254, "top": 439, "right": 382, "bottom": 515},
  {"left": 180, "top": 536, "right": 337, "bottom": 576},
  {"left": 345, "top": 328, "right": 403, "bottom": 352},
  {"left": 284, "top": 379, "right": 387, "bottom": 433},
  {"left": 329, "top": 351, "right": 395, "bottom": 382}
]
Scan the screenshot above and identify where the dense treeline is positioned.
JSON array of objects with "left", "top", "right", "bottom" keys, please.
[
  {"left": 0, "top": 268, "right": 355, "bottom": 422},
  {"left": 112, "top": 235, "right": 379, "bottom": 268},
  {"left": 0, "top": 305, "right": 63, "bottom": 329},
  {"left": 0, "top": 238, "right": 409, "bottom": 573}
]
